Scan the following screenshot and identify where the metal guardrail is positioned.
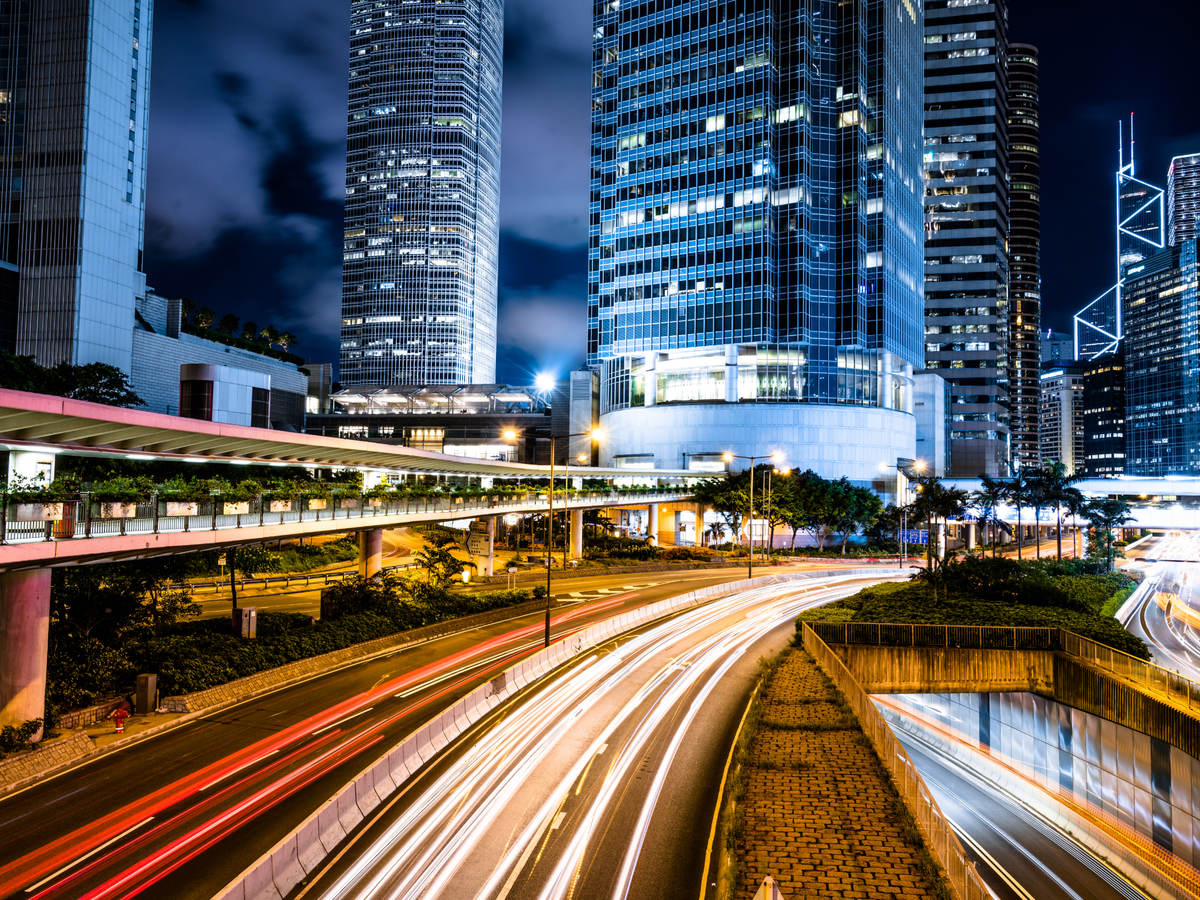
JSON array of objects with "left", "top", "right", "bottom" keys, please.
[
  {"left": 1061, "top": 630, "right": 1200, "bottom": 714},
  {"left": 0, "top": 489, "right": 688, "bottom": 546},
  {"left": 808, "top": 621, "right": 1060, "bottom": 651},
  {"left": 801, "top": 624, "right": 993, "bottom": 900}
]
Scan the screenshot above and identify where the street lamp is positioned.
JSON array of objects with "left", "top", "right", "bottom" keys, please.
[
  {"left": 504, "top": 424, "right": 603, "bottom": 646},
  {"left": 722, "top": 450, "right": 784, "bottom": 578},
  {"left": 879, "top": 458, "right": 926, "bottom": 567}
]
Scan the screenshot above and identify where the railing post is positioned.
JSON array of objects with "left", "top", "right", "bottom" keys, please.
[
  {"left": 259, "top": 497, "right": 265, "bottom": 527},
  {"left": 152, "top": 492, "right": 160, "bottom": 534},
  {"left": 85, "top": 496, "right": 93, "bottom": 538}
]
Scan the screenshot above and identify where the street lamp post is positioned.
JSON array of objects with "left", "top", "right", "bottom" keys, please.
[
  {"left": 504, "top": 425, "right": 602, "bottom": 647},
  {"left": 722, "top": 451, "right": 784, "bottom": 579},
  {"left": 880, "top": 458, "right": 926, "bottom": 567}
]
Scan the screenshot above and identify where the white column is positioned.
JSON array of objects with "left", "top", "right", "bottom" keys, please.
[
  {"left": 725, "top": 345, "right": 739, "bottom": 403},
  {"left": 0, "top": 568, "right": 52, "bottom": 736},
  {"left": 569, "top": 509, "right": 584, "bottom": 560},
  {"left": 648, "top": 503, "right": 660, "bottom": 546},
  {"left": 358, "top": 528, "right": 383, "bottom": 579},
  {"left": 966, "top": 521, "right": 976, "bottom": 551}
]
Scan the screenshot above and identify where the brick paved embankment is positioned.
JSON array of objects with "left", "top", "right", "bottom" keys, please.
[{"left": 733, "top": 649, "right": 948, "bottom": 899}]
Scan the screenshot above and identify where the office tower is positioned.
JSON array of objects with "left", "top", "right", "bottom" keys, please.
[
  {"left": 1039, "top": 329, "right": 1073, "bottom": 367},
  {"left": 340, "top": 0, "right": 503, "bottom": 388},
  {"left": 1006, "top": 43, "right": 1041, "bottom": 470},
  {"left": 588, "top": 1, "right": 925, "bottom": 485},
  {"left": 1038, "top": 365, "right": 1084, "bottom": 474},
  {"left": 1168, "top": 153, "right": 1200, "bottom": 246},
  {"left": 923, "top": 0, "right": 1010, "bottom": 477},
  {"left": 1074, "top": 119, "right": 1165, "bottom": 361},
  {"left": 4, "top": 0, "right": 153, "bottom": 369},
  {"left": 1123, "top": 239, "right": 1200, "bottom": 475},
  {"left": 1082, "top": 349, "right": 1124, "bottom": 477}
]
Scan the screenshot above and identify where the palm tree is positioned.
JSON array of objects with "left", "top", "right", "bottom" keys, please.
[
  {"left": 1025, "top": 466, "right": 1051, "bottom": 559},
  {"left": 972, "top": 474, "right": 1008, "bottom": 557},
  {"left": 1003, "top": 470, "right": 1031, "bottom": 560},
  {"left": 1038, "top": 461, "right": 1079, "bottom": 560},
  {"left": 1062, "top": 487, "right": 1088, "bottom": 560},
  {"left": 910, "top": 475, "right": 968, "bottom": 572}
]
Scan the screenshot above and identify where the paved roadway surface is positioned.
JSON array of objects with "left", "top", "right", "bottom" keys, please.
[
  {"left": 0, "top": 563, "right": 860, "bottom": 899},
  {"left": 295, "top": 572, "right": 893, "bottom": 900},
  {"left": 894, "top": 723, "right": 1146, "bottom": 900},
  {"left": 1121, "top": 532, "right": 1200, "bottom": 680}
]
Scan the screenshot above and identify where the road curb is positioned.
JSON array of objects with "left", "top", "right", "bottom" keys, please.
[{"left": 216, "top": 568, "right": 899, "bottom": 900}]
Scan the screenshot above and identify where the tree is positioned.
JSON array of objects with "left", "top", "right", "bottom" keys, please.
[
  {"left": 909, "top": 474, "right": 967, "bottom": 577},
  {"left": 180, "top": 297, "right": 197, "bottom": 322},
  {"left": 1085, "top": 498, "right": 1133, "bottom": 572},
  {"left": 217, "top": 313, "right": 240, "bottom": 335},
  {"left": 1003, "top": 470, "right": 1032, "bottom": 560},
  {"left": 828, "top": 479, "right": 882, "bottom": 555},
  {"left": 51, "top": 362, "right": 144, "bottom": 407},
  {"left": 194, "top": 306, "right": 216, "bottom": 329},
  {"left": 241, "top": 321, "right": 260, "bottom": 342},
  {"left": 1037, "top": 461, "right": 1080, "bottom": 560},
  {"left": 260, "top": 325, "right": 280, "bottom": 347},
  {"left": 277, "top": 332, "right": 298, "bottom": 352},
  {"left": 693, "top": 475, "right": 748, "bottom": 547},
  {"left": 1062, "top": 486, "right": 1090, "bottom": 560},
  {"left": 413, "top": 543, "right": 461, "bottom": 587},
  {"left": 972, "top": 474, "right": 1008, "bottom": 557}
]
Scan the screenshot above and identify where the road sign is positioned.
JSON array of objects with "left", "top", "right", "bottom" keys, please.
[
  {"left": 467, "top": 535, "right": 490, "bottom": 555},
  {"left": 899, "top": 529, "right": 929, "bottom": 545}
]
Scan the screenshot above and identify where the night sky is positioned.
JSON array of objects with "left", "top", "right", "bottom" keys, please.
[{"left": 144, "top": 0, "right": 1200, "bottom": 384}]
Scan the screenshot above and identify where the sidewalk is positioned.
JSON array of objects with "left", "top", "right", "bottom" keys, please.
[{"left": 732, "top": 649, "right": 946, "bottom": 899}]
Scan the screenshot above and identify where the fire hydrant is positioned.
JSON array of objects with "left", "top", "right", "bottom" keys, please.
[{"left": 110, "top": 706, "right": 131, "bottom": 734}]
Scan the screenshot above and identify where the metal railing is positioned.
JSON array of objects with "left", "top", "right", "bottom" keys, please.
[
  {"left": 808, "top": 621, "right": 1061, "bottom": 651},
  {"left": 0, "top": 489, "right": 689, "bottom": 546},
  {"left": 801, "top": 624, "right": 993, "bottom": 900},
  {"left": 1061, "top": 630, "right": 1200, "bottom": 714}
]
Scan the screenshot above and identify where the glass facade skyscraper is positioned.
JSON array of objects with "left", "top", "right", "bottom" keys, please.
[
  {"left": 589, "top": 0, "right": 925, "bottom": 483},
  {"left": 1168, "top": 152, "right": 1200, "bottom": 247},
  {"left": 3, "top": 0, "right": 153, "bottom": 370},
  {"left": 340, "top": 0, "right": 503, "bottom": 388},
  {"left": 1123, "top": 239, "right": 1200, "bottom": 476},
  {"left": 922, "top": 0, "right": 1009, "bottom": 477},
  {"left": 1006, "top": 44, "right": 1040, "bottom": 471}
]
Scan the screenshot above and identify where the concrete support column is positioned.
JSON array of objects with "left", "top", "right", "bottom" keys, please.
[
  {"left": 648, "top": 503, "right": 660, "bottom": 546},
  {"left": 695, "top": 504, "right": 706, "bottom": 547},
  {"left": 569, "top": 509, "right": 584, "bottom": 560},
  {"left": 0, "top": 568, "right": 52, "bottom": 733},
  {"left": 358, "top": 528, "right": 384, "bottom": 579},
  {"left": 937, "top": 522, "right": 947, "bottom": 561},
  {"left": 966, "top": 522, "right": 976, "bottom": 551},
  {"left": 484, "top": 516, "right": 496, "bottom": 577}
]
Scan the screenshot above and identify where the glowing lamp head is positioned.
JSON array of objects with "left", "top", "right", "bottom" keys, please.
[
  {"left": 502, "top": 428, "right": 518, "bottom": 443},
  {"left": 912, "top": 458, "right": 928, "bottom": 473},
  {"left": 770, "top": 452, "right": 784, "bottom": 465},
  {"left": 722, "top": 451, "right": 734, "bottom": 464},
  {"left": 534, "top": 373, "right": 556, "bottom": 393},
  {"left": 588, "top": 427, "right": 606, "bottom": 443}
]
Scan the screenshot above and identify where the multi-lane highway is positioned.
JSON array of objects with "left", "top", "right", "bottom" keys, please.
[
  {"left": 0, "top": 565, "right": 844, "bottom": 899},
  {"left": 296, "top": 573, "right": 893, "bottom": 900},
  {"left": 1121, "top": 532, "right": 1200, "bottom": 679}
]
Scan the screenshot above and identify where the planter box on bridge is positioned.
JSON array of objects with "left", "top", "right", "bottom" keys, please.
[
  {"left": 268, "top": 500, "right": 293, "bottom": 513},
  {"left": 163, "top": 501, "right": 199, "bottom": 517},
  {"left": 367, "top": 498, "right": 384, "bottom": 508},
  {"left": 13, "top": 502, "right": 64, "bottom": 522},
  {"left": 223, "top": 501, "right": 250, "bottom": 516},
  {"left": 338, "top": 498, "right": 360, "bottom": 510},
  {"left": 98, "top": 502, "right": 137, "bottom": 519},
  {"left": 307, "top": 498, "right": 328, "bottom": 511}
]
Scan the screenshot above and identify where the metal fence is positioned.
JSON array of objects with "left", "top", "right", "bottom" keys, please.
[
  {"left": 0, "top": 489, "right": 687, "bottom": 546},
  {"left": 1061, "top": 630, "right": 1200, "bottom": 714},
  {"left": 808, "top": 621, "right": 1060, "bottom": 651},
  {"left": 801, "top": 624, "right": 994, "bottom": 900}
]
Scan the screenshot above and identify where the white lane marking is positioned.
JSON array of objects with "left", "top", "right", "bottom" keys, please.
[
  {"left": 946, "top": 814, "right": 1038, "bottom": 900},
  {"left": 199, "top": 749, "right": 280, "bottom": 791},
  {"left": 311, "top": 707, "right": 374, "bottom": 735},
  {"left": 25, "top": 817, "right": 155, "bottom": 892}
]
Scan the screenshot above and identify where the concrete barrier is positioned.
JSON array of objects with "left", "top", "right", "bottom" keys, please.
[{"left": 217, "top": 567, "right": 898, "bottom": 900}]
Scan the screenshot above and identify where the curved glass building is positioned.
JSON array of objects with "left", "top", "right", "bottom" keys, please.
[
  {"left": 588, "top": 1, "right": 925, "bottom": 482},
  {"left": 340, "top": 0, "right": 503, "bottom": 387}
]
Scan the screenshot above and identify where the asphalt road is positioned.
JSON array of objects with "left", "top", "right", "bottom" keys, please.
[
  {"left": 0, "top": 564, "right": 851, "bottom": 899},
  {"left": 896, "top": 725, "right": 1145, "bottom": 900},
  {"left": 1120, "top": 532, "right": 1200, "bottom": 679},
  {"left": 298, "top": 573, "right": 893, "bottom": 900}
]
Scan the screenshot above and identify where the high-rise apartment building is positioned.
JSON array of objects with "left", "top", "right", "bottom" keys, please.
[
  {"left": 340, "top": 0, "right": 503, "bottom": 388},
  {"left": 1168, "top": 153, "right": 1200, "bottom": 246},
  {"left": 1123, "top": 239, "right": 1200, "bottom": 475},
  {"left": 923, "top": 0, "right": 1010, "bottom": 477},
  {"left": 588, "top": 1, "right": 926, "bottom": 484},
  {"left": 1006, "top": 43, "right": 1040, "bottom": 470},
  {"left": 1081, "top": 349, "right": 1124, "bottom": 476},
  {"left": 2, "top": 0, "right": 153, "bottom": 370},
  {"left": 1038, "top": 365, "right": 1083, "bottom": 474}
]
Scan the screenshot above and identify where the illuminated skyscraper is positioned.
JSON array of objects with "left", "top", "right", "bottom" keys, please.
[
  {"left": 1168, "top": 152, "right": 1200, "bottom": 246},
  {"left": 1074, "top": 118, "right": 1165, "bottom": 361},
  {"left": 1006, "top": 43, "right": 1041, "bottom": 470},
  {"left": 340, "top": 0, "right": 503, "bottom": 387},
  {"left": 2, "top": 0, "right": 153, "bottom": 369},
  {"left": 923, "top": 0, "right": 1010, "bottom": 476},
  {"left": 588, "top": 0, "right": 926, "bottom": 484}
]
